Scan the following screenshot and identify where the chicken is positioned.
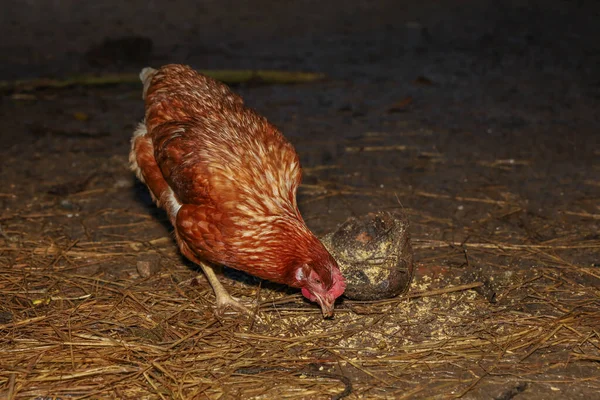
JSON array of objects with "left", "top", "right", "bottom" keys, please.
[{"left": 129, "top": 64, "right": 345, "bottom": 317}]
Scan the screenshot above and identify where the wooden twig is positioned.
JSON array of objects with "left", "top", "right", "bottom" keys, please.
[{"left": 0, "top": 70, "right": 326, "bottom": 94}]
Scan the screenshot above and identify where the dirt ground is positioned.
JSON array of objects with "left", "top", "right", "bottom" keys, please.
[{"left": 1, "top": 1, "right": 599, "bottom": 399}]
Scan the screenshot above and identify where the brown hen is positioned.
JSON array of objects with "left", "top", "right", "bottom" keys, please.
[{"left": 130, "top": 64, "right": 345, "bottom": 317}]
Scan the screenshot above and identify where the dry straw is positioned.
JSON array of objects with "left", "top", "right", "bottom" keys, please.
[{"left": 1, "top": 146, "right": 599, "bottom": 398}]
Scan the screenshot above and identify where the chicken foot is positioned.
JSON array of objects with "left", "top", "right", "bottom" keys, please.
[{"left": 198, "top": 262, "right": 260, "bottom": 319}]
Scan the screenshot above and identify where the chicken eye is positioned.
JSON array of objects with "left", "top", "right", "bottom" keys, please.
[{"left": 314, "top": 278, "right": 322, "bottom": 285}]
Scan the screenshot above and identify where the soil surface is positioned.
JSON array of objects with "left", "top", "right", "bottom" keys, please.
[{"left": 1, "top": 1, "right": 599, "bottom": 399}]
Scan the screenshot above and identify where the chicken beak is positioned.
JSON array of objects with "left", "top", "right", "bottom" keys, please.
[{"left": 318, "top": 297, "right": 335, "bottom": 318}]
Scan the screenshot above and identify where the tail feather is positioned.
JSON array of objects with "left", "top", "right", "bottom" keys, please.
[{"left": 140, "top": 67, "right": 157, "bottom": 99}]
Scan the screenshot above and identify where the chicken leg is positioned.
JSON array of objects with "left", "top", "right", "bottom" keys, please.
[{"left": 197, "top": 262, "right": 258, "bottom": 319}]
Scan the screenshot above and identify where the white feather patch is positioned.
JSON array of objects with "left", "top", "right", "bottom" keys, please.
[
  {"left": 165, "top": 189, "right": 182, "bottom": 217},
  {"left": 129, "top": 123, "right": 148, "bottom": 181}
]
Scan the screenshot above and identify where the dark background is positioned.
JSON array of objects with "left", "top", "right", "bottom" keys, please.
[{"left": 2, "top": 0, "right": 599, "bottom": 153}]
